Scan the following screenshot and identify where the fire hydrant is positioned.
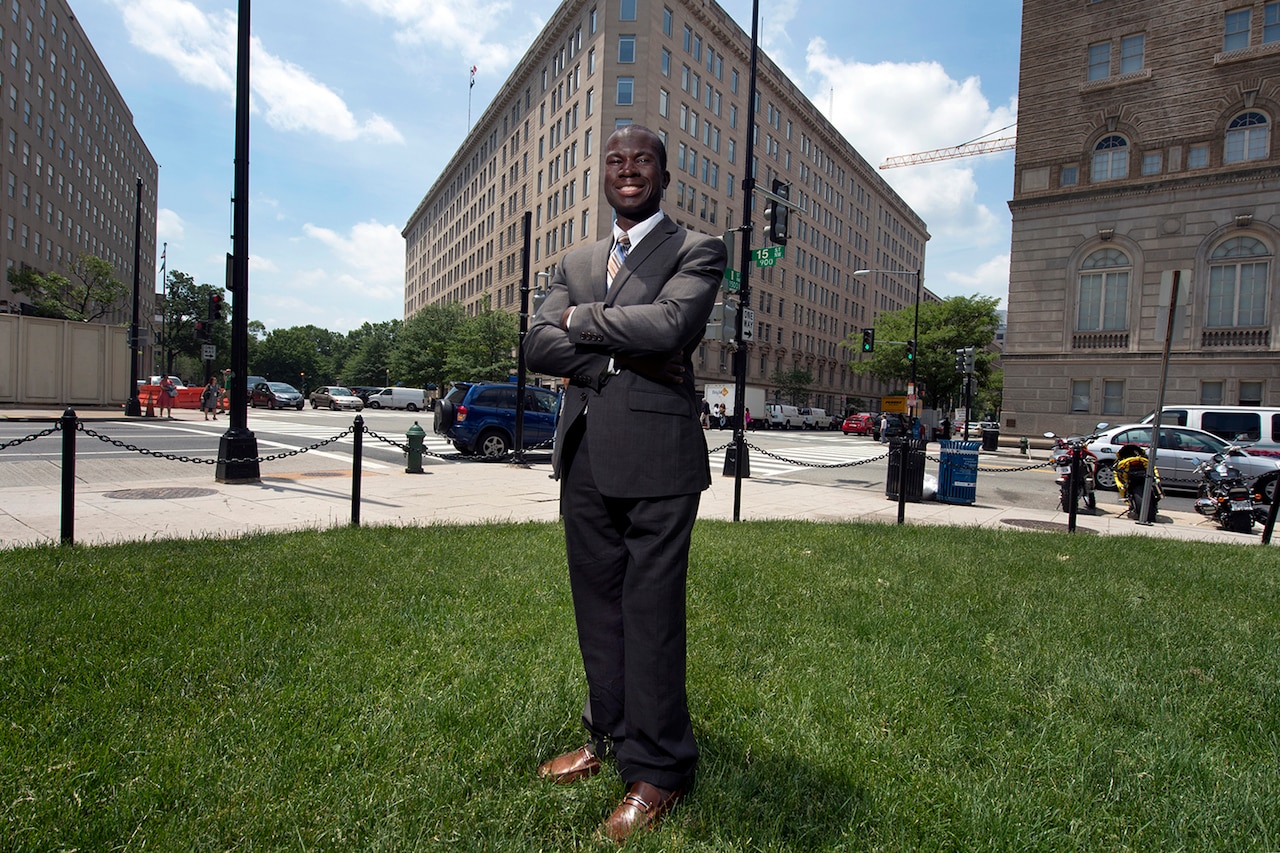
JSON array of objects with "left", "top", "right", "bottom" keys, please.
[
  {"left": 1019, "top": 435, "right": 1030, "bottom": 457},
  {"left": 405, "top": 421, "right": 426, "bottom": 473}
]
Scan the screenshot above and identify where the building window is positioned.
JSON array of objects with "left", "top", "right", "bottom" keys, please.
[
  {"left": 1071, "top": 380, "right": 1091, "bottom": 413},
  {"left": 661, "top": 47, "right": 670, "bottom": 76},
  {"left": 1077, "top": 247, "right": 1130, "bottom": 331},
  {"left": 1087, "top": 41, "right": 1111, "bottom": 80},
  {"left": 1119, "top": 34, "right": 1144, "bottom": 74},
  {"left": 1102, "top": 381, "right": 1124, "bottom": 416},
  {"left": 1061, "top": 165, "right": 1078, "bottom": 186},
  {"left": 1240, "top": 381, "right": 1264, "bottom": 406},
  {"left": 658, "top": 88, "right": 668, "bottom": 117},
  {"left": 1207, "top": 236, "right": 1270, "bottom": 327},
  {"left": 1091, "top": 135, "right": 1128, "bottom": 181},
  {"left": 617, "top": 35, "right": 635, "bottom": 63},
  {"left": 1225, "top": 8, "right": 1251, "bottom": 52},
  {"left": 585, "top": 88, "right": 594, "bottom": 115},
  {"left": 1224, "top": 111, "right": 1270, "bottom": 163},
  {"left": 1201, "top": 381, "right": 1224, "bottom": 406},
  {"left": 1266, "top": 2, "right": 1280, "bottom": 43},
  {"left": 589, "top": 6, "right": 597, "bottom": 34},
  {"left": 1141, "top": 151, "right": 1162, "bottom": 175},
  {"left": 663, "top": 6, "right": 673, "bottom": 36},
  {"left": 619, "top": 0, "right": 636, "bottom": 21},
  {"left": 616, "top": 77, "right": 633, "bottom": 105},
  {"left": 1187, "top": 144, "right": 1210, "bottom": 168}
]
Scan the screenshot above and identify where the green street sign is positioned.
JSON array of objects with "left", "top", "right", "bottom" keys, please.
[
  {"left": 753, "top": 245, "right": 785, "bottom": 267},
  {"left": 723, "top": 268, "right": 741, "bottom": 293}
]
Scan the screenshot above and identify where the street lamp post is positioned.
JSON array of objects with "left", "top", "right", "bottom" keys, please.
[{"left": 854, "top": 267, "right": 922, "bottom": 525}]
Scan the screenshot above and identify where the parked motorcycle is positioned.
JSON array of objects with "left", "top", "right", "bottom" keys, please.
[
  {"left": 1113, "top": 444, "right": 1161, "bottom": 521},
  {"left": 1043, "top": 424, "right": 1107, "bottom": 515},
  {"left": 1193, "top": 450, "right": 1265, "bottom": 533}
]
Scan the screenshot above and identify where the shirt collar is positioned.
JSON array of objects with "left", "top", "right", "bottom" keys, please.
[{"left": 613, "top": 209, "right": 664, "bottom": 251}]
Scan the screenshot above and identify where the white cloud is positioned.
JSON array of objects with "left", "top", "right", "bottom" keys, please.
[
  {"left": 113, "top": 0, "right": 402, "bottom": 143},
  {"left": 945, "top": 253, "right": 1010, "bottom": 306},
  {"left": 804, "top": 38, "right": 1016, "bottom": 268},
  {"left": 302, "top": 221, "right": 405, "bottom": 299},
  {"left": 156, "top": 208, "right": 186, "bottom": 243},
  {"left": 349, "top": 0, "right": 530, "bottom": 72}
]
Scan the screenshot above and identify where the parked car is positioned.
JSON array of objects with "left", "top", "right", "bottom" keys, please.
[
  {"left": 310, "top": 385, "right": 364, "bottom": 411},
  {"left": 249, "top": 381, "right": 305, "bottom": 410},
  {"left": 346, "top": 385, "right": 384, "bottom": 403},
  {"left": 765, "top": 403, "right": 805, "bottom": 429},
  {"left": 841, "top": 413, "right": 874, "bottom": 436},
  {"left": 800, "top": 407, "right": 830, "bottom": 430},
  {"left": 1087, "top": 423, "right": 1280, "bottom": 494},
  {"left": 879, "top": 414, "right": 908, "bottom": 441},
  {"left": 433, "top": 381, "right": 559, "bottom": 457},
  {"left": 828, "top": 414, "right": 845, "bottom": 430}
]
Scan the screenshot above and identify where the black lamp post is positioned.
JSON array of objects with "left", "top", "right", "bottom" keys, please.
[
  {"left": 125, "top": 177, "right": 143, "bottom": 416},
  {"left": 854, "top": 267, "right": 922, "bottom": 525}
]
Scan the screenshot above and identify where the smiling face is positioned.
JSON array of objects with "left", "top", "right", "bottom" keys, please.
[{"left": 603, "top": 126, "right": 670, "bottom": 230}]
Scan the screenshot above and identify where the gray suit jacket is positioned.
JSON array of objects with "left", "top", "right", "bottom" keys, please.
[{"left": 524, "top": 215, "right": 727, "bottom": 498}]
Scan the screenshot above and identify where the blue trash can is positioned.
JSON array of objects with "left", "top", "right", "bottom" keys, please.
[{"left": 937, "top": 440, "right": 980, "bottom": 505}]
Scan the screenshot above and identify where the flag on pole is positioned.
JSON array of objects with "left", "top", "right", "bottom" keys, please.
[{"left": 470, "top": 65, "right": 477, "bottom": 88}]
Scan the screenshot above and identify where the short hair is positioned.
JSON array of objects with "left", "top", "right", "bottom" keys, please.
[{"left": 610, "top": 124, "right": 667, "bottom": 172}]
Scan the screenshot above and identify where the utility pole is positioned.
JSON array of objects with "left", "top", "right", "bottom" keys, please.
[
  {"left": 216, "top": 0, "right": 260, "bottom": 483},
  {"left": 729, "top": 0, "right": 761, "bottom": 523}
]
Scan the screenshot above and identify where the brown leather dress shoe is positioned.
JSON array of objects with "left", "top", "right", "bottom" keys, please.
[
  {"left": 601, "top": 781, "right": 684, "bottom": 842},
  {"left": 537, "top": 746, "right": 602, "bottom": 784}
]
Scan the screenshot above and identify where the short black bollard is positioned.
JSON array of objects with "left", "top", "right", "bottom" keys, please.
[
  {"left": 60, "top": 407, "right": 77, "bottom": 545},
  {"left": 351, "top": 415, "right": 363, "bottom": 527}
]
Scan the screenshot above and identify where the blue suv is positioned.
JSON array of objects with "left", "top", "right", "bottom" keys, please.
[{"left": 433, "top": 382, "right": 560, "bottom": 457}]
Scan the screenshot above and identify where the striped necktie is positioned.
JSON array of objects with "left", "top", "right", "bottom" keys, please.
[{"left": 607, "top": 233, "right": 630, "bottom": 289}]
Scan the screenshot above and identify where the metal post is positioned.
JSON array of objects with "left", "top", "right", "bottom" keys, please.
[
  {"left": 1139, "top": 270, "right": 1181, "bottom": 525},
  {"left": 60, "top": 407, "right": 76, "bottom": 545},
  {"left": 1067, "top": 444, "right": 1080, "bottom": 533},
  {"left": 731, "top": 0, "right": 760, "bottom": 523},
  {"left": 897, "top": 268, "right": 921, "bottom": 526},
  {"left": 217, "top": 0, "right": 260, "bottom": 483},
  {"left": 513, "top": 210, "right": 533, "bottom": 468},
  {"left": 125, "top": 179, "right": 143, "bottom": 417},
  {"left": 351, "top": 414, "right": 363, "bottom": 527}
]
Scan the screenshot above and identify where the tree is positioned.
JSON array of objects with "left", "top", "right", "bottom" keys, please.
[
  {"left": 6, "top": 254, "right": 127, "bottom": 321},
  {"left": 389, "top": 302, "right": 466, "bottom": 391},
  {"left": 845, "top": 295, "right": 1002, "bottom": 410},
  {"left": 444, "top": 300, "right": 518, "bottom": 383},
  {"left": 254, "top": 325, "right": 344, "bottom": 389},
  {"left": 770, "top": 367, "right": 813, "bottom": 406},
  {"left": 340, "top": 320, "right": 401, "bottom": 386}
]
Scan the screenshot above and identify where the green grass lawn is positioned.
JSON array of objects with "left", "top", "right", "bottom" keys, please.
[{"left": 2, "top": 521, "right": 1278, "bottom": 851}]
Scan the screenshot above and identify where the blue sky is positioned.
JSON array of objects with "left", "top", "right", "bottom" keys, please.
[{"left": 72, "top": 0, "right": 1020, "bottom": 333}]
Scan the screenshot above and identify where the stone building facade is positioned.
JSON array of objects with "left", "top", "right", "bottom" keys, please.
[
  {"left": 1004, "top": 0, "right": 1280, "bottom": 437},
  {"left": 402, "top": 0, "right": 931, "bottom": 415},
  {"left": 0, "top": 0, "right": 158, "bottom": 330}
]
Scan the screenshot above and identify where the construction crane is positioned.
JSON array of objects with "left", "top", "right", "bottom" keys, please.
[{"left": 879, "top": 135, "right": 1016, "bottom": 169}]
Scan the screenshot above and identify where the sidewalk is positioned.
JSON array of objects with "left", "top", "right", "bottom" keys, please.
[{"left": 1, "top": 406, "right": 1272, "bottom": 549}]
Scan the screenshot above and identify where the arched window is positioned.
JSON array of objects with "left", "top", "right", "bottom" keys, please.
[
  {"left": 1224, "top": 111, "right": 1270, "bottom": 163},
  {"left": 1091, "top": 135, "right": 1129, "bottom": 181},
  {"left": 1077, "top": 248, "right": 1130, "bottom": 331},
  {"left": 1208, "top": 236, "right": 1271, "bottom": 327}
]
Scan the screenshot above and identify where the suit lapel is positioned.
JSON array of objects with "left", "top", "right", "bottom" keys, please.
[{"left": 605, "top": 216, "right": 677, "bottom": 305}]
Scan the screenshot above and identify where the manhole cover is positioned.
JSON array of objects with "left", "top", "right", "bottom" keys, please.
[
  {"left": 105, "top": 487, "right": 219, "bottom": 500},
  {"left": 1001, "top": 518, "right": 1097, "bottom": 534}
]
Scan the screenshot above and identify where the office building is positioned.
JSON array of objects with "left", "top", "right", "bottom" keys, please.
[
  {"left": 0, "top": 0, "right": 158, "bottom": 330},
  {"left": 1005, "top": 0, "right": 1280, "bottom": 437},
  {"left": 402, "top": 0, "right": 931, "bottom": 414}
]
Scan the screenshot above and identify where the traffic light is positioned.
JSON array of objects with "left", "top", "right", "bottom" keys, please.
[
  {"left": 763, "top": 178, "right": 789, "bottom": 246},
  {"left": 862, "top": 328, "right": 875, "bottom": 352},
  {"left": 905, "top": 339, "right": 915, "bottom": 361},
  {"left": 208, "top": 292, "right": 224, "bottom": 321},
  {"left": 955, "top": 349, "right": 966, "bottom": 373},
  {"left": 194, "top": 320, "right": 209, "bottom": 341},
  {"left": 964, "top": 346, "right": 976, "bottom": 373}
]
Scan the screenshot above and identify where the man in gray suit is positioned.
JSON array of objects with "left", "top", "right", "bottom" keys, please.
[{"left": 524, "top": 124, "right": 727, "bottom": 842}]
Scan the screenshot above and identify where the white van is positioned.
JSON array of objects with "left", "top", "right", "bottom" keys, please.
[
  {"left": 801, "top": 407, "right": 829, "bottom": 430},
  {"left": 766, "top": 403, "right": 805, "bottom": 429},
  {"left": 1142, "top": 406, "right": 1280, "bottom": 458},
  {"left": 365, "top": 386, "right": 428, "bottom": 411}
]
